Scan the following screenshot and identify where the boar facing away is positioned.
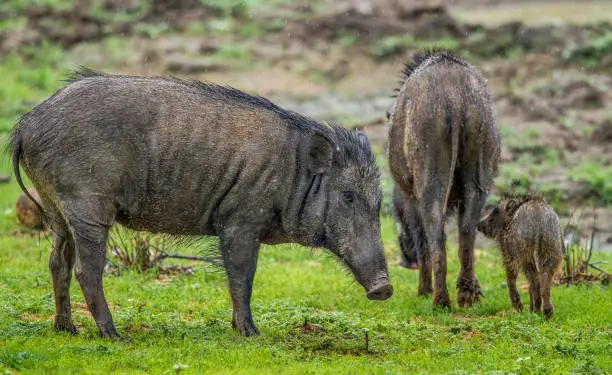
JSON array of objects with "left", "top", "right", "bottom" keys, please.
[
  {"left": 478, "top": 193, "right": 563, "bottom": 318},
  {"left": 11, "top": 69, "right": 392, "bottom": 338},
  {"left": 387, "top": 50, "right": 500, "bottom": 308}
]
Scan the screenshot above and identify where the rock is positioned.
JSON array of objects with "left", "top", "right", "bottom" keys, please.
[{"left": 16, "top": 188, "right": 44, "bottom": 229}]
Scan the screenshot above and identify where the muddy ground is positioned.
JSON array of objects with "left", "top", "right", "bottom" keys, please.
[{"left": 2, "top": 0, "right": 612, "bottom": 249}]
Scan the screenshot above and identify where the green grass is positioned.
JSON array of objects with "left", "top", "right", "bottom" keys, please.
[{"left": 1, "top": 158, "right": 612, "bottom": 374}]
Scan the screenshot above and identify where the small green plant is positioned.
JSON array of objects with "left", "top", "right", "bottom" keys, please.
[
  {"left": 0, "top": 0, "right": 74, "bottom": 13},
  {"left": 107, "top": 226, "right": 220, "bottom": 273},
  {"left": 495, "top": 157, "right": 536, "bottom": 193},
  {"left": 525, "top": 127, "right": 540, "bottom": 139},
  {"left": 212, "top": 42, "right": 251, "bottom": 63},
  {"left": 200, "top": 0, "right": 254, "bottom": 18},
  {"left": 107, "top": 226, "right": 163, "bottom": 272},
  {"left": 370, "top": 35, "right": 459, "bottom": 59},
  {"left": 569, "top": 160, "right": 612, "bottom": 205},
  {"left": 560, "top": 215, "right": 610, "bottom": 285},
  {"left": 134, "top": 22, "right": 171, "bottom": 39},
  {"left": 335, "top": 29, "right": 359, "bottom": 47}
]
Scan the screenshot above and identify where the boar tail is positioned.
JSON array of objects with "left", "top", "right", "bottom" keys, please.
[
  {"left": 442, "top": 110, "right": 459, "bottom": 219},
  {"left": 12, "top": 134, "right": 46, "bottom": 217}
]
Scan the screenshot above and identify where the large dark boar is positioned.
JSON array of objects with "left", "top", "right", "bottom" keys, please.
[
  {"left": 478, "top": 193, "right": 563, "bottom": 318},
  {"left": 11, "top": 69, "right": 392, "bottom": 338},
  {"left": 387, "top": 50, "right": 500, "bottom": 308}
]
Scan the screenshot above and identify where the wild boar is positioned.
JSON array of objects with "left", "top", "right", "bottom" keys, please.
[
  {"left": 387, "top": 50, "right": 500, "bottom": 308},
  {"left": 478, "top": 193, "right": 564, "bottom": 318},
  {"left": 11, "top": 69, "right": 392, "bottom": 338}
]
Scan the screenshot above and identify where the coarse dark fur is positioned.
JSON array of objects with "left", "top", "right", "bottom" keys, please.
[
  {"left": 478, "top": 193, "right": 563, "bottom": 318},
  {"left": 11, "top": 69, "right": 392, "bottom": 338},
  {"left": 387, "top": 50, "right": 500, "bottom": 308}
]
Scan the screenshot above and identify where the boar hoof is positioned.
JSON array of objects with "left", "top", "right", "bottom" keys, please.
[
  {"left": 97, "top": 322, "right": 120, "bottom": 338},
  {"left": 543, "top": 306, "right": 554, "bottom": 319},
  {"left": 433, "top": 292, "right": 451, "bottom": 310},
  {"left": 54, "top": 318, "right": 78, "bottom": 334},
  {"left": 457, "top": 277, "right": 483, "bottom": 307},
  {"left": 232, "top": 317, "right": 260, "bottom": 337},
  {"left": 399, "top": 258, "right": 419, "bottom": 270},
  {"left": 417, "top": 286, "right": 433, "bottom": 296},
  {"left": 513, "top": 301, "right": 524, "bottom": 312}
]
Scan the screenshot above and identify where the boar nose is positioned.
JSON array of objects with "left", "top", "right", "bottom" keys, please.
[{"left": 366, "top": 281, "right": 394, "bottom": 300}]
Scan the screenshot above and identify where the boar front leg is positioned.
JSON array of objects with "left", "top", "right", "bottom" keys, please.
[
  {"left": 219, "top": 227, "right": 261, "bottom": 337},
  {"left": 524, "top": 264, "right": 542, "bottom": 313},
  {"left": 540, "top": 270, "right": 555, "bottom": 319}
]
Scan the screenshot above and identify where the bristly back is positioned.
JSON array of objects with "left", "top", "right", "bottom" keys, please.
[
  {"left": 401, "top": 48, "right": 469, "bottom": 79},
  {"left": 62, "top": 68, "right": 375, "bottom": 171},
  {"left": 501, "top": 192, "right": 548, "bottom": 206},
  {"left": 64, "top": 65, "right": 107, "bottom": 83},
  {"left": 63, "top": 67, "right": 331, "bottom": 138}
]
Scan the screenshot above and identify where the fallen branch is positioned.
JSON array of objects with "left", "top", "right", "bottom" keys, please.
[
  {"left": 0, "top": 176, "right": 9, "bottom": 184},
  {"left": 151, "top": 250, "right": 222, "bottom": 266},
  {"left": 589, "top": 263, "right": 608, "bottom": 275}
]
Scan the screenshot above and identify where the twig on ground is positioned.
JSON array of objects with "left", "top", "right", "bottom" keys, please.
[{"left": 151, "top": 250, "right": 222, "bottom": 266}]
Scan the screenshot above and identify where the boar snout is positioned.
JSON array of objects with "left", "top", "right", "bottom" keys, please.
[
  {"left": 349, "top": 250, "right": 393, "bottom": 301},
  {"left": 366, "top": 280, "right": 394, "bottom": 300}
]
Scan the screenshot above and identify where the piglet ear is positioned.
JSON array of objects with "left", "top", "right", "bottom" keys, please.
[
  {"left": 505, "top": 199, "right": 519, "bottom": 216},
  {"left": 308, "top": 132, "right": 334, "bottom": 175}
]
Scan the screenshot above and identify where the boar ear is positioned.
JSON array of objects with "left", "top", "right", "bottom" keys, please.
[
  {"left": 505, "top": 199, "right": 519, "bottom": 216},
  {"left": 308, "top": 132, "right": 334, "bottom": 174}
]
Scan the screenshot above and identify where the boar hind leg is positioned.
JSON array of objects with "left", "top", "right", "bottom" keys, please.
[
  {"left": 457, "top": 188, "right": 485, "bottom": 307},
  {"left": 540, "top": 270, "right": 555, "bottom": 319},
  {"left": 49, "top": 226, "right": 77, "bottom": 333},
  {"left": 504, "top": 260, "right": 523, "bottom": 312},
  {"left": 420, "top": 193, "right": 450, "bottom": 308},
  {"left": 64, "top": 201, "right": 118, "bottom": 338},
  {"left": 524, "top": 265, "right": 541, "bottom": 314},
  {"left": 219, "top": 227, "right": 261, "bottom": 337}
]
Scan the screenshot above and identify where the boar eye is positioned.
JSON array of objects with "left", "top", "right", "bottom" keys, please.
[{"left": 342, "top": 191, "right": 354, "bottom": 204}]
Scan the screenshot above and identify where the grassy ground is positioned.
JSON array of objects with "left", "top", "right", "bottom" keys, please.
[{"left": 1, "top": 160, "right": 612, "bottom": 375}]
